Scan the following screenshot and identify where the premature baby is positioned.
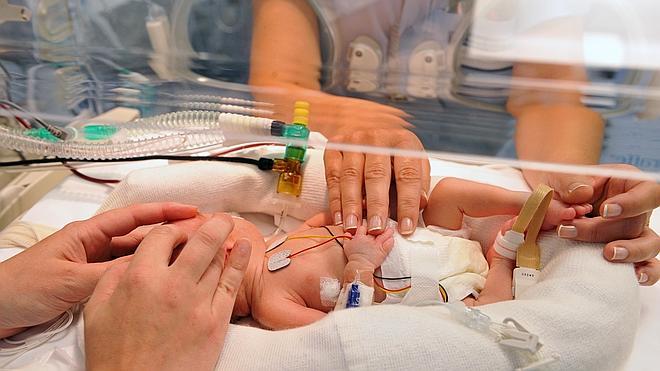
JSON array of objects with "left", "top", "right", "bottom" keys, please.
[{"left": 180, "top": 178, "right": 589, "bottom": 330}]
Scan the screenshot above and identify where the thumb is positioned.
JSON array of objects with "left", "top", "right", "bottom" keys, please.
[
  {"left": 547, "top": 174, "right": 595, "bottom": 204},
  {"left": 83, "top": 259, "right": 130, "bottom": 314},
  {"left": 213, "top": 239, "right": 251, "bottom": 312}
]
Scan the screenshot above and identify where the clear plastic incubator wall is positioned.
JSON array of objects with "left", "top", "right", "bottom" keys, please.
[{"left": 0, "top": 0, "right": 659, "bottom": 369}]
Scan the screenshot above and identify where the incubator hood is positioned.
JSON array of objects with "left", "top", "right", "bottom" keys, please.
[{"left": 0, "top": 0, "right": 657, "bottom": 180}]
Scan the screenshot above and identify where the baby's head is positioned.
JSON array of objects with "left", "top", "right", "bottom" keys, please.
[{"left": 167, "top": 212, "right": 268, "bottom": 318}]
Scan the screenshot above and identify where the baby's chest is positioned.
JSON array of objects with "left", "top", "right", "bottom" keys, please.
[{"left": 282, "top": 248, "right": 346, "bottom": 312}]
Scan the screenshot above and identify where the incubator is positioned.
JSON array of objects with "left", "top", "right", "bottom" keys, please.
[{"left": 0, "top": 0, "right": 659, "bottom": 370}]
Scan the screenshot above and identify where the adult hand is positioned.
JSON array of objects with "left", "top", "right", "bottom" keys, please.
[
  {"left": 0, "top": 202, "right": 198, "bottom": 338},
  {"left": 84, "top": 214, "right": 251, "bottom": 371},
  {"left": 538, "top": 164, "right": 660, "bottom": 285},
  {"left": 324, "top": 127, "right": 430, "bottom": 236}
]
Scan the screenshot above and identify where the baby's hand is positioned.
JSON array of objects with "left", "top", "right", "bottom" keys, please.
[{"left": 343, "top": 225, "right": 395, "bottom": 269}]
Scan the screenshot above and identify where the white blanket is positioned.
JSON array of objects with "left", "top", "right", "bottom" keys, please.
[{"left": 94, "top": 149, "right": 640, "bottom": 371}]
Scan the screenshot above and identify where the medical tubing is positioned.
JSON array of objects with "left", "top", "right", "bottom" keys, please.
[
  {"left": 129, "top": 110, "right": 274, "bottom": 137},
  {"left": 0, "top": 126, "right": 186, "bottom": 160},
  {"left": 179, "top": 102, "right": 272, "bottom": 116}
]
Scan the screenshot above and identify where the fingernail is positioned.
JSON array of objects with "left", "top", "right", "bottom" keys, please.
[
  {"left": 557, "top": 225, "right": 578, "bottom": 238},
  {"left": 638, "top": 272, "right": 648, "bottom": 284},
  {"left": 603, "top": 203, "right": 622, "bottom": 218},
  {"left": 568, "top": 183, "right": 590, "bottom": 194},
  {"left": 345, "top": 214, "right": 358, "bottom": 232},
  {"left": 612, "top": 246, "right": 629, "bottom": 261},
  {"left": 400, "top": 217, "right": 414, "bottom": 235},
  {"left": 368, "top": 215, "right": 383, "bottom": 233},
  {"left": 334, "top": 212, "right": 343, "bottom": 226}
]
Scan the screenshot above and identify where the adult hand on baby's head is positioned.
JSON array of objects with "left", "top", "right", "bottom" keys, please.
[
  {"left": 0, "top": 202, "right": 198, "bottom": 339},
  {"left": 84, "top": 214, "right": 252, "bottom": 371},
  {"left": 343, "top": 225, "right": 395, "bottom": 270}
]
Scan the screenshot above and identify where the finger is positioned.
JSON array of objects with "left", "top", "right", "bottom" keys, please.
[
  {"left": 603, "top": 227, "right": 660, "bottom": 263},
  {"left": 420, "top": 156, "right": 431, "bottom": 210},
  {"left": 600, "top": 181, "right": 660, "bottom": 219},
  {"left": 85, "top": 260, "right": 130, "bottom": 316},
  {"left": 636, "top": 258, "right": 660, "bottom": 286},
  {"left": 364, "top": 153, "right": 391, "bottom": 235},
  {"left": 109, "top": 225, "right": 154, "bottom": 257},
  {"left": 547, "top": 174, "right": 595, "bottom": 204},
  {"left": 393, "top": 155, "right": 423, "bottom": 235},
  {"left": 557, "top": 214, "right": 647, "bottom": 242},
  {"left": 174, "top": 215, "right": 234, "bottom": 281},
  {"left": 340, "top": 151, "right": 365, "bottom": 233},
  {"left": 355, "top": 224, "right": 367, "bottom": 237},
  {"left": 375, "top": 228, "right": 394, "bottom": 243},
  {"left": 131, "top": 225, "right": 188, "bottom": 269},
  {"left": 324, "top": 148, "right": 344, "bottom": 226},
  {"left": 85, "top": 203, "right": 198, "bottom": 239},
  {"left": 198, "top": 246, "right": 225, "bottom": 294},
  {"left": 213, "top": 238, "right": 252, "bottom": 312}
]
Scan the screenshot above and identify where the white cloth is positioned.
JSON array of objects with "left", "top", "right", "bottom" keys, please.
[
  {"left": 217, "top": 233, "right": 639, "bottom": 370},
  {"left": 94, "top": 153, "right": 639, "bottom": 371},
  {"left": 380, "top": 222, "right": 488, "bottom": 304},
  {"left": 97, "top": 148, "right": 329, "bottom": 221}
]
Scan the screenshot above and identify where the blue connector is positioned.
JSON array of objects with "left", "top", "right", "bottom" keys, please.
[{"left": 346, "top": 283, "right": 361, "bottom": 308}]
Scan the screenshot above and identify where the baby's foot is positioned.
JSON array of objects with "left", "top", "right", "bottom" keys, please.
[{"left": 538, "top": 199, "right": 592, "bottom": 230}]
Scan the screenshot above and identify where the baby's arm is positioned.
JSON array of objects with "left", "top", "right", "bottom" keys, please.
[
  {"left": 341, "top": 226, "right": 395, "bottom": 287},
  {"left": 423, "top": 178, "right": 590, "bottom": 230},
  {"left": 256, "top": 298, "right": 326, "bottom": 330}
]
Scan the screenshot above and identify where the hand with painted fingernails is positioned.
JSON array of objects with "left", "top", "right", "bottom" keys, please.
[
  {"left": 0, "top": 202, "right": 199, "bottom": 340},
  {"left": 324, "top": 127, "right": 430, "bottom": 237},
  {"left": 542, "top": 164, "right": 660, "bottom": 286},
  {"left": 84, "top": 214, "right": 251, "bottom": 371}
]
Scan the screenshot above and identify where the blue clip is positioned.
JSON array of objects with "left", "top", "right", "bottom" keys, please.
[{"left": 346, "top": 283, "right": 361, "bottom": 308}]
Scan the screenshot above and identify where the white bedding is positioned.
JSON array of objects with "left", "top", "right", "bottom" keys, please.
[{"left": 1, "top": 151, "right": 658, "bottom": 370}]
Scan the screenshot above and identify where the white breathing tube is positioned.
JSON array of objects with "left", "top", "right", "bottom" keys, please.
[{"left": 0, "top": 110, "right": 274, "bottom": 160}]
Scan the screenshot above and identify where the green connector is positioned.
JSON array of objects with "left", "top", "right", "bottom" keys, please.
[
  {"left": 83, "top": 124, "right": 118, "bottom": 140},
  {"left": 25, "top": 128, "right": 59, "bottom": 142}
]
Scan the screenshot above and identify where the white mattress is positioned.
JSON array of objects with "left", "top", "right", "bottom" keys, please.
[{"left": 2, "top": 158, "right": 659, "bottom": 370}]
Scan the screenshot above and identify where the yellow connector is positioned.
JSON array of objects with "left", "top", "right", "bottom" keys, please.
[{"left": 273, "top": 158, "right": 303, "bottom": 197}]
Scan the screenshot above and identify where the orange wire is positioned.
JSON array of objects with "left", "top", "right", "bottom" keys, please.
[
  {"left": 373, "top": 279, "right": 411, "bottom": 294},
  {"left": 289, "top": 236, "right": 352, "bottom": 258}
]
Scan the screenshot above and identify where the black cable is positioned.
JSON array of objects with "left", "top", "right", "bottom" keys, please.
[
  {"left": 373, "top": 274, "right": 411, "bottom": 281},
  {"left": 322, "top": 225, "right": 344, "bottom": 248},
  {"left": 0, "top": 155, "right": 275, "bottom": 171}
]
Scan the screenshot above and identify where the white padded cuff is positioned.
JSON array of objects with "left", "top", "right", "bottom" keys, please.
[{"left": 493, "top": 230, "right": 524, "bottom": 260}]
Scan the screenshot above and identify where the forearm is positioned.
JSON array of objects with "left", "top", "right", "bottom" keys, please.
[
  {"left": 343, "top": 259, "right": 376, "bottom": 287},
  {"left": 507, "top": 62, "right": 604, "bottom": 187},
  {"left": 515, "top": 104, "right": 604, "bottom": 187}
]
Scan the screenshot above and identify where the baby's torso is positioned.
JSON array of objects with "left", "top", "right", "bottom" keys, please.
[{"left": 259, "top": 222, "right": 488, "bottom": 313}]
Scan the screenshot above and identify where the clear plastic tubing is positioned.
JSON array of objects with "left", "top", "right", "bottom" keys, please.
[
  {"left": 127, "top": 110, "right": 273, "bottom": 137},
  {"left": 0, "top": 126, "right": 225, "bottom": 160}
]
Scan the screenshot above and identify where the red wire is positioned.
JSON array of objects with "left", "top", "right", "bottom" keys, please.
[
  {"left": 64, "top": 164, "right": 121, "bottom": 184},
  {"left": 213, "top": 142, "right": 285, "bottom": 157},
  {"left": 0, "top": 103, "right": 30, "bottom": 128},
  {"left": 289, "top": 236, "right": 352, "bottom": 258}
]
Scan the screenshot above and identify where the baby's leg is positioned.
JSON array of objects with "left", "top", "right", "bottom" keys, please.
[
  {"left": 424, "top": 177, "right": 592, "bottom": 230},
  {"left": 463, "top": 245, "right": 515, "bottom": 306}
]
